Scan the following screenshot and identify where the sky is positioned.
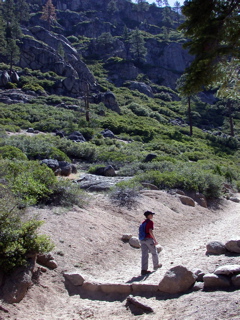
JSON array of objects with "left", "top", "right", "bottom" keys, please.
[{"left": 147, "top": 0, "right": 184, "bottom": 7}]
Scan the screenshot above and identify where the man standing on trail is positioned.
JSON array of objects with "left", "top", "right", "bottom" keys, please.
[{"left": 140, "top": 211, "right": 162, "bottom": 275}]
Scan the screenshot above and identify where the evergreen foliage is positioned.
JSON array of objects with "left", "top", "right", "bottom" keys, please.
[
  {"left": 41, "top": 0, "right": 56, "bottom": 29},
  {"left": 179, "top": 0, "right": 240, "bottom": 94},
  {"left": 129, "top": 28, "right": 147, "bottom": 62},
  {"left": 0, "top": 186, "right": 54, "bottom": 272}
]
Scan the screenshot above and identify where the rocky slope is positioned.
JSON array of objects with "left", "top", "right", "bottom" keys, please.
[{"left": 13, "top": 0, "right": 192, "bottom": 98}]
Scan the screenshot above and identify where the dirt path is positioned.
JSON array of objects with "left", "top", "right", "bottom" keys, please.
[{"left": 1, "top": 190, "right": 240, "bottom": 320}]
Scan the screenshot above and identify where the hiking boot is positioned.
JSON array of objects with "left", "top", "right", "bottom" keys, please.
[
  {"left": 141, "top": 270, "right": 151, "bottom": 275},
  {"left": 153, "top": 264, "right": 162, "bottom": 270},
  {"left": 141, "top": 270, "right": 151, "bottom": 276}
]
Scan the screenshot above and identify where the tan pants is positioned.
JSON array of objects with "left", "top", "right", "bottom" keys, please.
[{"left": 141, "top": 238, "right": 159, "bottom": 271}]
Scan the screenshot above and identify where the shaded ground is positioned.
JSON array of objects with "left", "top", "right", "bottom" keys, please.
[{"left": 1, "top": 190, "right": 240, "bottom": 320}]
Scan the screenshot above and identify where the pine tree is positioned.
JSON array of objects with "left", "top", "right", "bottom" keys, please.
[
  {"left": 129, "top": 28, "right": 147, "bottom": 63},
  {"left": 176, "top": 74, "right": 195, "bottom": 136},
  {"left": 162, "top": 6, "right": 174, "bottom": 29},
  {"left": 15, "top": 0, "right": 30, "bottom": 24},
  {"left": 57, "top": 42, "right": 64, "bottom": 58},
  {"left": 179, "top": 0, "right": 240, "bottom": 94},
  {"left": 41, "top": 0, "right": 56, "bottom": 30},
  {"left": 107, "top": 0, "right": 118, "bottom": 15},
  {"left": 2, "top": 0, "right": 22, "bottom": 70},
  {"left": 214, "top": 58, "right": 240, "bottom": 136},
  {"left": 173, "top": 1, "right": 181, "bottom": 25},
  {"left": 0, "top": 10, "right": 6, "bottom": 56},
  {"left": 6, "top": 37, "right": 20, "bottom": 71}
]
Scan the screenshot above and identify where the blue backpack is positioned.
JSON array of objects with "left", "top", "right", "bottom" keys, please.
[{"left": 138, "top": 221, "right": 148, "bottom": 240}]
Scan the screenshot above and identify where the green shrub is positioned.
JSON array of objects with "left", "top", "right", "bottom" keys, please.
[
  {"left": 22, "top": 83, "right": 45, "bottom": 93},
  {"left": 0, "top": 124, "right": 20, "bottom": 132},
  {"left": 4, "top": 135, "right": 70, "bottom": 161},
  {"left": 184, "top": 151, "right": 210, "bottom": 161},
  {"left": 67, "top": 35, "right": 79, "bottom": 43},
  {"left": 207, "top": 133, "right": 239, "bottom": 150},
  {"left": 0, "top": 187, "right": 54, "bottom": 272},
  {"left": 235, "top": 181, "right": 240, "bottom": 192},
  {"left": 118, "top": 160, "right": 176, "bottom": 176},
  {"left": 128, "top": 103, "right": 150, "bottom": 117},
  {"left": 5, "top": 82, "right": 17, "bottom": 89},
  {"left": 88, "top": 164, "right": 105, "bottom": 174},
  {"left": 1, "top": 160, "right": 57, "bottom": 205},
  {"left": 109, "top": 180, "right": 142, "bottom": 209},
  {"left": 134, "top": 167, "right": 224, "bottom": 198},
  {"left": 149, "top": 112, "right": 167, "bottom": 123},
  {"left": 57, "top": 140, "right": 97, "bottom": 161},
  {"left": 80, "top": 128, "right": 94, "bottom": 141},
  {"left": 45, "top": 179, "right": 86, "bottom": 207},
  {"left": 0, "top": 146, "right": 27, "bottom": 160},
  {"left": 154, "top": 92, "right": 172, "bottom": 101}
]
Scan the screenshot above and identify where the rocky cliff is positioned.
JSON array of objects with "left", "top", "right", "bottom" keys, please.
[{"left": 4, "top": 0, "right": 193, "bottom": 102}]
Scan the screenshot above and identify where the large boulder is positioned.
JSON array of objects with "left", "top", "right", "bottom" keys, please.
[
  {"left": 128, "top": 81, "right": 154, "bottom": 98},
  {"left": 0, "top": 70, "right": 10, "bottom": 86},
  {"left": 103, "top": 165, "right": 116, "bottom": 177},
  {"left": 203, "top": 273, "right": 231, "bottom": 289},
  {"left": 178, "top": 195, "right": 195, "bottom": 207},
  {"left": 37, "top": 253, "right": 58, "bottom": 269},
  {"left": 63, "top": 271, "right": 85, "bottom": 286},
  {"left": 206, "top": 241, "right": 227, "bottom": 255},
  {"left": 144, "top": 153, "right": 157, "bottom": 162},
  {"left": 158, "top": 265, "right": 196, "bottom": 294},
  {"left": 2, "top": 258, "right": 35, "bottom": 303},
  {"left": 185, "top": 191, "right": 208, "bottom": 208},
  {"left": 67, "top": 131, "right": 86, "bottom": 142},
  {"left": 41, "top": 159, "right": 77, "bottom": 176},
  {"left": 101, "top": 128, "right": 115, "bottom": 139},
  {"left": 58, "top": 161, "right": 73, "bottom": 176},
  {"left": 129, "top": 236, "right": 141, "bottom": 249},
  {"left": 101, "top": 91, "right": 120, "bottom": 113},
  {"left": 214, "top": 264, "right": 240, "bottom": 276},
  {"left": 95, "top": 165, "right": 116, "bottom": 177},
  {"left": 19, "top": 29, "right": 96, "bottom": 97},
  {"left": 41, "top": 159, "right": 59, "bottom": 171},
  {"left": 225, "top": 239, "right": 240, "bottom": 253},
  {"left": 232, "top": 274, "right": 240, "bottom": 288}
]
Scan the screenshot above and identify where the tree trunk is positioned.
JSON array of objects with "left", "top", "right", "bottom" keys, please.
[
  {"left": 84, "top": 82, "right": 90, "bottom": 122},
  {"left": 227, "top": 100, "right": 234, "bottom": 137},
  {"left": 188, "top": 96, "right": 193, "bottom": 136}
]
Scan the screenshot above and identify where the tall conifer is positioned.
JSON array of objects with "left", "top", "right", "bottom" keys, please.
[
  {"left": 41, "top": 0, "right": 56, "bottom": 30},
  {"left": 179, "top": 0, "right": 240, "bottom": 94}
]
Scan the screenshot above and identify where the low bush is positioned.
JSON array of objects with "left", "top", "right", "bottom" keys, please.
[
  {"left": 1, "top": 160, "right": 57, "bottom": 205},
  {"left": 109, "top": 180, "right": 142, "bottom": 209},
  {"left": 88, "top": 164, "right": 105, "bottom": 174},
  {"left": 0, "top": 186, "right": 54, "bottom": 272},
  {"left": 0, "top": 145, "right": 27, "bottom": 160},
  {"left": 134, "top": 166, "right": 224, "bottom": 198},
  {"left": 154, "top": 92, "right": 172, "bottom": 101},
  {"left": 22, "top": 83, "right": 45, "bottom": 93},
  {"left": 118, "top": 160, "right": 176, "bottom": 176},
  {"left": 45, "top": 179, "right": 87, "bottom": 207},
  {"left": 183, "top": 151, "right": 210, "bottom": 161},
  {"left": 57, "top": 140, "right": 97, "bottom": 161},
  {"left": 4, "top": 135, "right": 70, "bottom": 161},
  {"left": 127, "top": 103, "right": 150, "bottom": 117},
  {"left": 207, "top": 133, "right": 239, "bottom": 150}
]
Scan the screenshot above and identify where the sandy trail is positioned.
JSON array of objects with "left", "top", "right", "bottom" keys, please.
[{"left": 1, "top": 190, "right": 240, "bottom": 320}]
